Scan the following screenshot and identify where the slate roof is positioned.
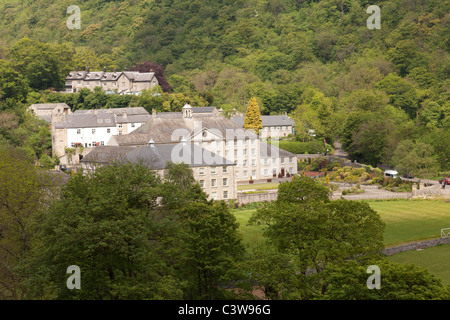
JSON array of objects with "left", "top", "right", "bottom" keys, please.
[
  {"left": 231, "top": 115, "right": 295, "bottom": 127},
  {"left": 29, "top": 103, "right": 70, "bottom": 110},
  {"left": 81, "top": 143, "right": 235, "bottom": 169},
  {"left": 54, "top": 113, "right": 116, "bottom": 129},
  {"left": 192, "top": 107, "right": 217, "bottom": 113},
  {"left": 67, "top": 71, "right": 155, "bottom": 82},
  {"left": 110, "top": 109, "right": 256, "bottom": 146},
  {"left": 123, "top": 71, "right": 155, "bottom": 82},
  {"left": 74, "top": 107, "right": 148, "bottom": 116},
  {"left": 54, "top": 107, "right": 150, "bottom": 129}
]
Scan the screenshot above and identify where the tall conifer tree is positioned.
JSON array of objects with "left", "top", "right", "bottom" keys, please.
[{"left": 244, "top": 97, "right": 263, "bottom": 135}]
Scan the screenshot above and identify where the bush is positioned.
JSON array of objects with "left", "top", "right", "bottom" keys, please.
[{"left": 276, "top": 140, "right": 327, "bottom": 154}]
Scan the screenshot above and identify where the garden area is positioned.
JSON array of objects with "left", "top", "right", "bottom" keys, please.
[{"left": 298, "top": 156, "right": 416, "bottom": 192}]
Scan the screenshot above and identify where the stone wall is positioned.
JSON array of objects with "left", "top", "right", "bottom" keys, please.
[
  {"left": 411, "top": 184, "right": 450, "bottom": 199},
  {"left": 382, "top": 237, "right": 450, "bottom": 256},
  {"left": 237, "top": 191, "right": 278, "bottom": 204}
]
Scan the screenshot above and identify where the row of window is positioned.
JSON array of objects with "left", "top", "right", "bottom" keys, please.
[
  {"left": 235, "top": 167, "right": 294, "bottom": 178},
  {"left": 71, "top": 141, "right": 104, "bottom": 147},
  {"left": 211, "top": 190, "right": 228, "bottom": 200},
  {"left": 199, "top": 166, "right": 228, "bottom": 175},
  {"left": 76, "top": 125, "right": 135, "bottom": 135},
  {"left": 262, "top": 126, "right": 292, "bottom": 131},
  {"left": 199, "top": 178, "right": 228, "bottom": 188}
]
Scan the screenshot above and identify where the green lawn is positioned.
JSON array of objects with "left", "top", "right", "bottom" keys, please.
[
  {"left": 389, "top": 244, "right": 450, "bottom": 285},
  {"left": 233, "top": 209, "right": 266, "bottom": 249},
  {"left": 233, "top": 199, "right": 450, "bottom": 287},
  {"left": 369, "top": 200, "right": 450, "bottom": 247},
  {"left": 237, "top": 183, "right": 280, "bottom": 191},
  {"left": 233, "top": 200, "right": 450, "bottom": 248}
]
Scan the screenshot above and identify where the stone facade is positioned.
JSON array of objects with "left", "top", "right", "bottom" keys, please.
[
  {"left": 80, "top": 144, "right": 237, "bottom": 201},
  {"left": 29, "top": 103, "right": 71, "bottom": 124},
  {"left": 108, "top": 105, "right": 298, "bottom": 183},
  {"left": 66, "top": 68, "right": 159, "bottom": 95}
]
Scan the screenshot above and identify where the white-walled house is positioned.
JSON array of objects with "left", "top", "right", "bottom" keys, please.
[
  {"left": 231, "top": 114, "right": 295, "bottom": 138},
  {"left": 107, "top": 105, "right": 298, "bottom": 182},
  {"left": 52, "top": 107, "right": 150, "bottom": 164}
]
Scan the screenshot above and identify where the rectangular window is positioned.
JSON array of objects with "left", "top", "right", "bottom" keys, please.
[
  {"left": 252, "top": 170, "right": 256, "bottom": 177},
  {"left": 223, "top": 166, "right": 227, "bottom": 173},
  {"left": 211, "top": 192, "right": 217, "bottom": 200},
  {"left": 243, "top": 149, "right": 247, "bottom": 156},
  {"left": 77, "top": 129, "right": 81, "bottom": 134},
  {"left": 131, "top": 123, "right": 135, "bottom": 128},
  {"left": 251, "top": 148, "right": 256, "bottom": 156},
  {"left": 199, "top": 168, "right": 205, "bottom": 175},
  {"left": 119, "top": 131, "right": 122, "bottom": 135},
  {"left": 252, "top": 159, "right": 256, "bottom": 166},
  {"left": 199, "top": 180, "right": 205, "bottom": 188},
  {"left": 223, "top": 191, "right": 228, "bottom": 199},
  {"left": 264, "top": 158, "right": 269, "bottom": 165},
  {"left": 243, "top": 160, "right": 247, "bottom": 166},
  {"left": 243, "top": 170, "right": 248, "bottom": 177},
  {"left": 71, "top": 142, "right": 75, "bottom": 147},
  {"left": 291, "top": 157, "right": 295, "bottom": 163},
  {"left": 223, "top": 178, "right": 228, "bottom": 186},
  {"left": 107, "top": 128, "right": 111, "bottom": 134},
  {"left": 92, "top": 129, "right": 96, "bottom": 134},
  {"left": 264, "top": 169, "right": 268, "bottom": 176},
  {"left": 281, "top": 158, "right": 285, "bottom": 164},
  {"left": 211, "top": 167, "right": 216, "bottom": 174},
  {"left": 211, "top": 179, "right": 216, "bottom": 187}
]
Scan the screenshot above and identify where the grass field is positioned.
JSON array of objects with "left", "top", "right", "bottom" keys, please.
[
  {"left": 389, "top": 244, "right": 450, "bottom": 285},
  {"left": 233, "top": 199, "right": 450, "bottom": 286},
  {"left": 237, "top": 183, "right": 280, "bottom": 191},
  {"left": 369, "top": 200, "right": 450, "bottom": 247},
  {"left": 233, "top": 199, "right": 450, "bottom": 248}
]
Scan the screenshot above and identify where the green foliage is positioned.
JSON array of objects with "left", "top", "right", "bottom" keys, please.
[
  {"left": 0, "top": 147, "right": 56, "bottom": 299},
  {"left": 276, "top": 139, "right": 327, "bottom": 154},
  {"left": 249, "top": 176, "right": 386, "bottom": 299},
  {"left": 22, "top": 161, "right": 244, "bottom": 300},
  {"left": 243, "top": 97, "right": 263, "bottom": 135},
  {"left": 321, "top": 259, "right": 450, "bottom": 300}
]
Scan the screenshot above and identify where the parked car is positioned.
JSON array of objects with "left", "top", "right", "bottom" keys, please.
[
  {"left": 384, "top": 170, "right": 398, "bottom": 179},
  {"left": 439, "top": 177, "right": 450, "bottom": 185}
]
